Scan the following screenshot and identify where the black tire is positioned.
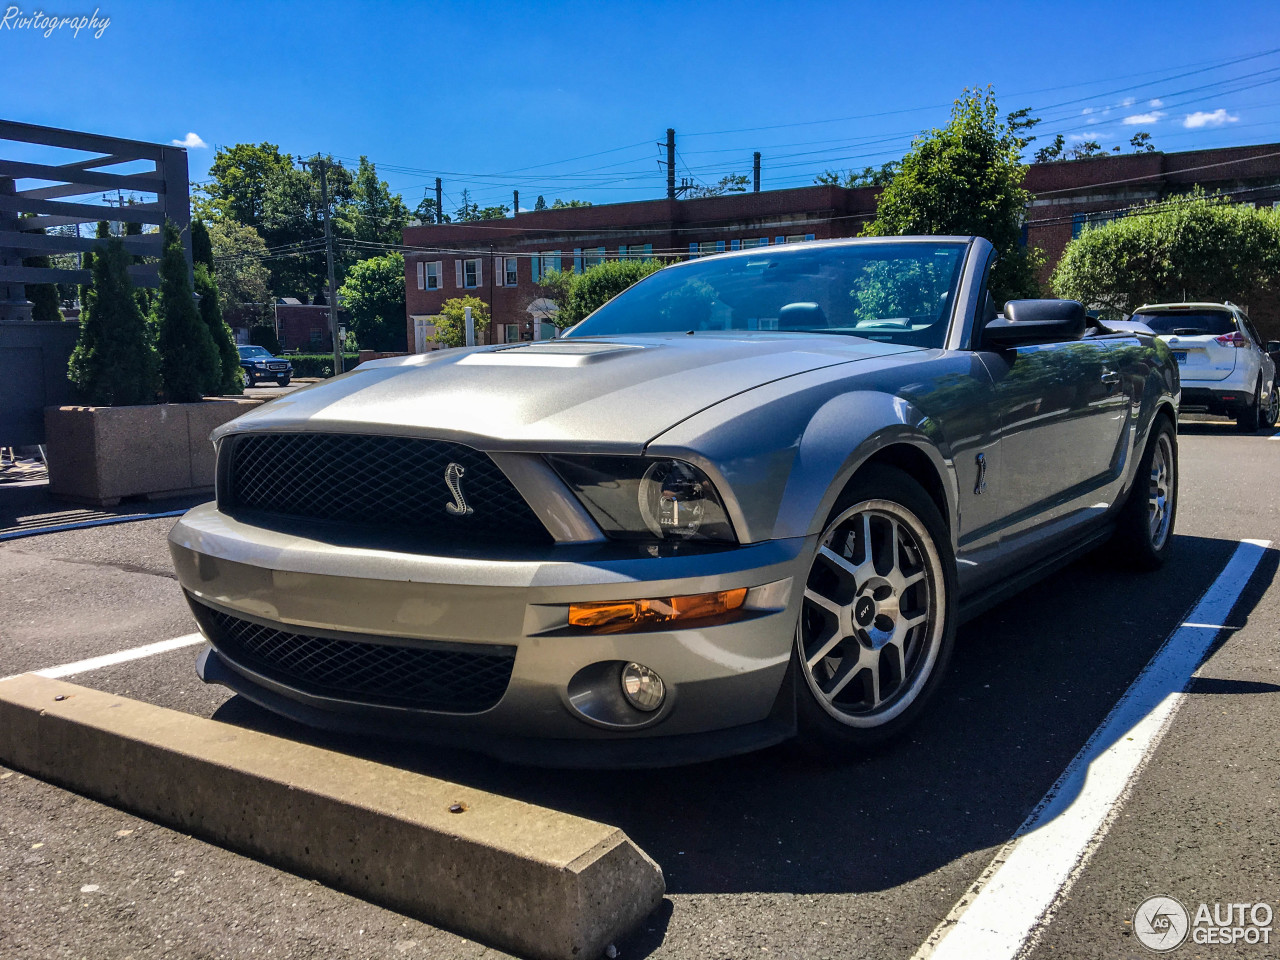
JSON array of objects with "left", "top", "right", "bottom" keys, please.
[
  {"left": 794, "top": 465, "right": 958, "bottom": 753},
  {"left": 1236, "top": 380, "right": 1261, "bottom": 432},
  {"left": 276, "top": 376, "right": 291, "bottom": 387},
  {"left": 245, "top": 373, "right": 256, "bottom": 387},
  {"left": 1111, "top": 416, "right": 1177, "bottom": 571},
  {"left": 1261, "top": 380, "right": 1279, "bottom": 430}
]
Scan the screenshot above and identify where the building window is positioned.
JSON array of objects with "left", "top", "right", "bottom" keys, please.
[
  {"left": 425, "top": 261, "right": 441, "bottom": 290},
  {"left": 309, "top": 328, "right": 322, "bottom": 346},
  {"left": 620, "top": 243, "right": 653, "bottom": 259},
  {"left": 462, "top": 258, "right": 480, "bottom": 288},
  {"left": 698, "top": 241, "right": 719, "bottom": 256},
  {"left": 785, "top": 234, "right": 810, "bottom": 243},
  {"left": 741, "top": 238, "right": 767, "bottom": 249},
  {"left": 1071, "top": 211, "right": 1123, "bottom": 239},
  {"left": 541, "top": 251, "right": 561, "bottom": 277},
  {"left": 505, "top": 257, "right": 518, "bottom": 286},
  {"left": 584, "top": 246, "right": 605, "bottom": 268}
]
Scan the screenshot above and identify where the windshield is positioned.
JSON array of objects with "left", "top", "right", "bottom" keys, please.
[
  {"left": 238, "top": 346, "right": 272, "bottom": 358},
  {"left": 1134, "top": 311, "right": 1236, "bottom": 337},
  {"left": 565, "top": 241, "right": 968, "bottom": 348}
]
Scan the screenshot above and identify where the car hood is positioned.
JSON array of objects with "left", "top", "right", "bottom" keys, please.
[{"left": 215, "top": 334, "right": 917, "bottom": 452}]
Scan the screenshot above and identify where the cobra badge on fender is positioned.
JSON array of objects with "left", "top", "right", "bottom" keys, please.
[{"left": 444, "top": 462, "right": 473, "bottom": 516}]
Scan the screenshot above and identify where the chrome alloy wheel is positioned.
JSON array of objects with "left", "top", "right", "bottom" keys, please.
[
  {"left": 797, "top": 499, "right": 946, "bottom": 727},
  {"left": 1147, "top": 431, "right": 1175, "bottom": 551},
  {"left": 1266, "top": 384, "right": 1279, "bottom": 427}
]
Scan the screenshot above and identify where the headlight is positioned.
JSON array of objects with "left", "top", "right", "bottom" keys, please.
[{"left": 547, "top": 455, "right": 737, "bottom": 543}]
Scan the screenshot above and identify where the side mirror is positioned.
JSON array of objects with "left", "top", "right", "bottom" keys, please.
[
  {"left": 983, "top": 299, "right": 1086, "bottom": 348},
  {"left": 1267, "top": 341, "right": 1280, "bottom": 354}
]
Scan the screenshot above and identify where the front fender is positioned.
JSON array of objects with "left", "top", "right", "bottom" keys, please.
[{"left": 646, "top": 356, "right": 964, "bottom": 547}]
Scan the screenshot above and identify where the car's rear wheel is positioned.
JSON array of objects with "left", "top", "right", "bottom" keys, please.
[
  {"left": 1111, "top": 416, "right": 1177, "bottom": 570},
  {"left": 1236, "top": 380, "right": 1262, "bottom": 432},
  {"left": 794, "top": 466, "right": 956, "bottom": 753},
  {"left": 1261, "top": 381, "right": 1279, "bottom": 429}
]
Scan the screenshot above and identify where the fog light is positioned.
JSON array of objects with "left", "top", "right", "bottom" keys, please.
[{"left": 620, "top": 662, "right": 665, "bottom": 712}]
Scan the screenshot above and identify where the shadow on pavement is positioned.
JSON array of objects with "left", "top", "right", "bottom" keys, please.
[{"left": 210, "top": 533, "right": 1272, "bottom": 910}]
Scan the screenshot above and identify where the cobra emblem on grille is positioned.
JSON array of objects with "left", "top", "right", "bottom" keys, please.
[{"left": 444, "top": 462, "right": 473, "bottom": 516}]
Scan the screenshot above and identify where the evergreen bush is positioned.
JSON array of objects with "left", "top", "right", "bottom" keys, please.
[
  {"left": 195, "top": 263, "right": 244, "bottom": 394},
  {"left": 67, "top": 238, "right": 159, "bottom": 405},
  {"left": 153, "top": 220, "right": 220, "bottom": 402}
]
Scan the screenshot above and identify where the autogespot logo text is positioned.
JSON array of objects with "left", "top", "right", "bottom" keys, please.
[{"left": 1134, "top": 896, "right": 1275, "bottom": 952}]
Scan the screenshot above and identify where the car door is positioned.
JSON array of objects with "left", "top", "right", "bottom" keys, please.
[{"left": 975, "top": 336, "right": 1132, "bottom": 534}]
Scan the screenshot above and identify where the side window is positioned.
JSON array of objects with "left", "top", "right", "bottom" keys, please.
[
  {"left": 1240, "top": 313, "right": 1262, "bottom": 347},
  {"left": 505, "top": 257, "right": 518, "bottom": 286}
]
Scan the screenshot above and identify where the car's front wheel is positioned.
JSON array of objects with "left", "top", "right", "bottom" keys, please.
[
  {"left": 794, "top": 465, "right": 957, "bottom": 753},
  {"left": 276, "top": 376, "right": 291, "bottom": 387}
]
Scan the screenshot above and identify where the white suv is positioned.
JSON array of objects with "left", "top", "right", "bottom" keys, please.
[{"left": 1132, "top": 302, "right": 1278, "bottom": 432}]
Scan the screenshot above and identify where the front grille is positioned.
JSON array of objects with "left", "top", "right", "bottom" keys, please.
[
  {"left": 267, "top": 362, "right": 288, "bottom": 371},
  {"left": 190, "top": 598, "right": 516, "bottom": 713},
  {"left": 224, "top": 433, "right": 551, "bottom": 545}
]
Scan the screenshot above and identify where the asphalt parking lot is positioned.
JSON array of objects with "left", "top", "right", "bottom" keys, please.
[{"left": 2, "top": 417, "right": 1277, "bottom": 960}]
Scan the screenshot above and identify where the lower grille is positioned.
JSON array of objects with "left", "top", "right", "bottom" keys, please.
[{"left": 189, "top": 598, "right": 515, "bottom": 713}]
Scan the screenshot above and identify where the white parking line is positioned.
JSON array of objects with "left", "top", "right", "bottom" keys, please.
[
  {"left": 913, "top": 538, "right": 1271, "bottom": 960},
  {"left": 0, "top": 633, "right": 205, "bottom": 683},
  {"left": 1269, "top": 429, "right": 1280, "bottom": 440}
]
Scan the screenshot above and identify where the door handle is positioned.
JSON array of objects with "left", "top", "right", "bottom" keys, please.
[{"left": 1100, "top": 371, "right": 1121, "bottom": 387}]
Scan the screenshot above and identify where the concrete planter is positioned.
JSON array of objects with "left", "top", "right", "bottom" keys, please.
[{"left": 44, "top": 399, "right": 262, "bottom": 507}]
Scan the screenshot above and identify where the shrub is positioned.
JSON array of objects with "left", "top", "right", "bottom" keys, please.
[
  {"left": 248, "top": 322, "right": 280, "bottom": 354},
  {"left": 67, "top": 238, "right": 159, "bottom": 406},
  {"left": 284, "top": 353, "right": 359, "bottom": 377},
  {"left": 544, "top": 259, "right": 667, "bottom": 329},
  {"left": 433, "top": 296, "right": 491, "bottom": 347},
  {"left": 338, "top": 252, "right": 406, "bottom": 351},
  {"left": 153, "top": 220, "right": 220, "bottom": 402},
  {"left": 195, "top": 263, "right": 244, "bottom": 394}
]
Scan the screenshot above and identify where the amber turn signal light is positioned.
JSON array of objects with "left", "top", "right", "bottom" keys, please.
[{"left": 568, "top": 587, "right": 749, "bottom": 633}]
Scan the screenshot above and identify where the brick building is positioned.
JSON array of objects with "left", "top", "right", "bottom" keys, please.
[
  {"left": 401, "top": 142, "right": 1280, "bottom": 352},
  {"left": 274, "top": 299, "right": 347, "bottom": 352}
]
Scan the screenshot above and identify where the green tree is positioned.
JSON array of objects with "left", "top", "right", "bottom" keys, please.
[
  {"left": 1033, "top": 134, "right": 1066, "bottom": 163},
  {"left": 815, "top": 162, "right": 900, "bottom": 187},
  {"left": 79, "top": 220, "right": 111, "bottom": 305},
  {"left": 338, "top": 252, "right": 406, "bottom": 352},
  {"left": 542, "top": 258, "right": 668, "bottom": 329},
  {"left": 68, "top": 238, "right": 159, "bottom": 405},
  {"left": 433, "top": 295, "right": 491, "bottom": 347},
  {"left": 861, "top": 87, "right": 1042, "bottom": 303},
  {"left": 687, "top": 174, "right": 749, "bottom": 198},
  {"left": 345, "top": 156, "right": 410, "bottom": 244},
  {"left": 1129, "top": 131, "right": 1155, "bottom": 154},
  {"left": 477, "top": 205, "right": 511, "bottom": 219},
  {"left": 549, "top": 198, "right": 593, "bottom": 208},
  {"left": 153, "top": 220, "right": 220, "bottom": 402},
  {"left": 191, "top": 219, "right": 214, "bottom": 268},
  {"left": 194, "top": 143, "right": 294, "bottom": 228},
  {"left": 414, "top": 194, "right": 450, "bottom": 224},
  {"left": 1069, "top": 140, "right": 1105, "bottom": 159},
  {"left": 18, "top": 222, "right": 62, "bottom": 321},
  {"left": 453, "top": 189, "right": 483, "bottom": 222},
  {"left": 194, "top": 263, "right": 244, "bottom": 394},
  {"left": 1051, "top": 191, "right": 1280, "bottom": 318},
  {"left": 533, "top": 195, "right": 547, "bottom": 211},
  {"left": 208, "top": 218, "right": 273, "bottom": 320}
]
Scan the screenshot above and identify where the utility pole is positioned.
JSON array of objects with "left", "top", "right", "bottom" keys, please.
[
  {"left": 753, "top": 152, "right": 761, "bottom": 192},
  {"left": 310, "top": 155, "right": 343, "bottom": 378},
  {"left": 435, "top": 177, "right": 443, "bottom": 224},
  {"left": 513, "top": 189, "right": 519, "bottom": 215},
  {"left": 666, "top": 128, "right": 676, "bottom": 200}
]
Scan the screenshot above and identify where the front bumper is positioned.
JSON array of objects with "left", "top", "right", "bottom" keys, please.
[{"left": 169, "top": 503, "right": 811, "bottom": 766}]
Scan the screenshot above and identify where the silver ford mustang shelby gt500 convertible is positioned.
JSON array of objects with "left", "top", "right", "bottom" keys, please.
[{"left": 169, "top": 236, "right": 1179, "bottom": 765}]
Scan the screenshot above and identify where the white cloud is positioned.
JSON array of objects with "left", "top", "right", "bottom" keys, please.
[
  {"left": 171, "top": 131, "right": 208, "bottom": 149},
  {"left": 1082, "top": 107, "right": 1094, "bottom": 115},
  {"left": 1068, "top": 132, "right": 1100, "bottom": 141},
  {"left": 1183, "top": 109, "right": 1238, "bottom": 128},
  {"left": 1149, "top": 98, "right": 1164, "bottom": 108},
  {"left": 1121, "top": 96, "right": 1136, "bottom": 107},
  {"left": 1123, "top": 111, "right": 1165, "bottom": 125}
]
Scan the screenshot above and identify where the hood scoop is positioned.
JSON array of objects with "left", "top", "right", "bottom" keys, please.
[{"left": 457, "top": 341, "right": 650, "bottom": 367}]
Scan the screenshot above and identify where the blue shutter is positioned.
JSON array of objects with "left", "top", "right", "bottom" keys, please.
[
  {"left": 775, "top": 236, "right": 784, "bottom": 244},
  {"left": 731, "top": 240, "right": 740, "bottom": 251},
  {"left": 644, "top": 244, "right": 652, "bottom": 258},
  {"left": 716, "top": 241, "right": 725, "bottom": 253},
  {"left": 532, "top": 254, "right": 540, "bottom": 283},
  {"left": 689, "top": 242, "right": 698, "bottom": 256},
  {"left": 574, "top": 248, "right": 583, "bottom": 273},
  {"left": 805, "top": 233, "right": 815, "bottom": 241}
]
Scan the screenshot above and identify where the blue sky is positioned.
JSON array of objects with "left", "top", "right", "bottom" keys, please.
[{"left": 5, "top": 0, "right": 1280, "bottom": 214}]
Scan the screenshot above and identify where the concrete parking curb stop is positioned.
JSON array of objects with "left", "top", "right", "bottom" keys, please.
[{"left": 0, "top": 674, "right": 665, "bottom": 960}]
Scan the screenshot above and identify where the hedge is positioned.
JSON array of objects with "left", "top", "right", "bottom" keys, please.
[{"left": 281, "top": 353, "right": 360, "bottom": 378}]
